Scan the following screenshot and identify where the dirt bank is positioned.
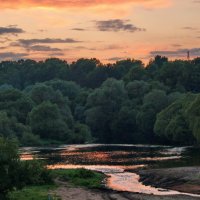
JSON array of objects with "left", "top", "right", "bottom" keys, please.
[
  {"left": 52, "top": 178, "right": 200, "bottom": 200},
  {"left": 138, "top": 167, "right": 200, "bottom": 195}
]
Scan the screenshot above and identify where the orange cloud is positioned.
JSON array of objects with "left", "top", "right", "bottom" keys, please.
[{"left": 0, "top": 0, "right": 170, "bottom": 9}]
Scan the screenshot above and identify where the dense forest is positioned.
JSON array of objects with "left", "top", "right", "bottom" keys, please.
[{"left": 0, "top": 56, "right": 200, "bottom": 146}]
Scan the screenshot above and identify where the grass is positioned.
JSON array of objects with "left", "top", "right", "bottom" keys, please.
[
  {"left": 52, "top": 168, "right": 106, "bottom": 189},
  {"left": 8, "top": 185, "right": 60, "bottom": 200},
  {"left": 8, "top": 169, "right": 105, "bottom": 200}
]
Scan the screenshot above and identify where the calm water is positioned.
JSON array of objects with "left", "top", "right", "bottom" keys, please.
[{"left": 20, "top": 144, "right": 200, "bottom": 196}]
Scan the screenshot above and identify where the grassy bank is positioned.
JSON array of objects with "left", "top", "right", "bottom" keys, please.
[
  {"left": 52, "top": 168, "right": 106, "bottom": 189},
  {"left": 8, "top": 169, "right": 105, "bottom": 200},
  {"left": 8, "top": 185, "right": 59, "bottom": 200}
]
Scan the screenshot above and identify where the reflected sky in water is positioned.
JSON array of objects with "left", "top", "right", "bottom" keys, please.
[
  {"left": 20, "top": 144, "right": 200, "bottom": 196},
  {"left": 20, "top": 144, "right": 199, "bottom": 167}
]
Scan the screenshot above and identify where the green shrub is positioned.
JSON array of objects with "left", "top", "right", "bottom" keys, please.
[
  {"left": 19, "top": 160, "right": 53, "bottom": 186},
  {"left": 8, "top": 185, "right": 59, "bottom": 200},
  {"left": 0, "top": 137, "right": 53, "bottom": 199},
  {"left": 53, "top": 168, "right": 105, "bottom": 189}
]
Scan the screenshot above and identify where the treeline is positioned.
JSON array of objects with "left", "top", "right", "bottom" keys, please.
[{"left": 0, "top": 56, "right": 200, "bottom": 145}]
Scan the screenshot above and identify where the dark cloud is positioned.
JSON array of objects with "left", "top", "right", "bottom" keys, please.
[
  {"left": 0, "top": 25, "right": 25, "bottom": 36},
  {"left": 171, "top": 44, "right": 182, "bottom": 47},
  {"left": 38, "top": 29, "right": 47, "bottom": 32},
  {"left": 71, "top": 28, "right": 86, "bottom": 31},
  {"left": 95, "top": 19, "right": 146, "bottom": 32},
  {"left": 14, "top": 38, "right": 82, "bottom": 46},
  {"left": 182, "top": 26, "right": 198, "bottom": 31},
  {"left": 49, "top": 52, "right": 65, "bottom": 57},
  {"left": 27, "top": 45, "right": 62, "bottom": 52},
  {"left": 73, "top": 46, "right": 88, "bottom": 49},
  {"left": 0, "top": 46, "right": 7, "bottom": 50},
  {"left": 73, "top": 46, "right": 97, "bottom": 51},
  {"left": 0, "top": 52, "right": 28, "bottom": 60},
  {"left": 107, "top": 57, "right": 126, "bottom": 61},
  {"left": 103, "top": 44, "right": 123, "bottom": 50},
  {"left": 74, "top": 44, "right": 123, "bottom": 51},
  {"left": 150, "top": 48, "right": 200, "bottom": 57},
  {"left": 193, "top": 0, "right": 200, "bottom": 3}
]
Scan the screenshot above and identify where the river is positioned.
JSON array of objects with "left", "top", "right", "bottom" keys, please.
[{"left": 20, "top": 144, "right": 200, "bottom": 197}]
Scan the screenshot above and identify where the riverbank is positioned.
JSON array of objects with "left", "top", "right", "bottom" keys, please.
[
  {"left": 53, "top": 179, "right": 200, "bottom": 200},
  {"left": 18, "top": 144, "right": 200, "bottom": 198},
  {"left": 9, "top": 180, "right": 200, "bottom": 200},
  {"left": 9, "top": 168, "right": 200, "bottom": 200},
  {"left": 51, "top": 167, "right": 200, "bottom": 199},
  {"left": 138, "top": 167, "right": 200, "bottom": 195},
  {"left": 9, "top": 181, "right": 200, "bottom": 200}
]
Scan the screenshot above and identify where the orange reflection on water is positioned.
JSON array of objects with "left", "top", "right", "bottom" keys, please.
[
  {"left": 59, "top": 150, "right": 142, "bottom": 163},
  {"left": 60, "top": 151, "right": 110, "bottom": 160},
  {"left": 47, "top": 164, "right": 145, "bottom": 172},
  {"left": 20, "top": 154, "right": 34, "bottom": 161},
  {"left": 107, "top": 172, "right": 200, "bottom": 197},
  {"left": 59, "top": 151, "right": 110, "bottom": 163},
  {"left": 47, "top": 163, "right": 200, "bottom": 197},
  {"left": 138, "top": 156, "right": 182, "bottom": 161},
  {"left": 107, "top": 172, "right": 181, "bottom": 195}
]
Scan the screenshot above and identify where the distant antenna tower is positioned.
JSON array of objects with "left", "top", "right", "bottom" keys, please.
[{"left": 187, "top": 50, "right": 190, "bottom": 60}]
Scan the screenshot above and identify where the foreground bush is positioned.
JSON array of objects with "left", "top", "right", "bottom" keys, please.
[{"left": 0, "top": 137, "right": 52, "bottom": 199}]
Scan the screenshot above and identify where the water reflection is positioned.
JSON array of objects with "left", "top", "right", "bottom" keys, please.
[
  {"left": 20, "top": 153, "right": 34, "bottom": 161},
  {"left": 20, "top": 144, "right": 199, "bottom": 166},
  {"left": 20, "top": 144, "right": 200, "bottom": 196},
  {"left": 107, "top": 172, "right": 200, "bottom": 197}
]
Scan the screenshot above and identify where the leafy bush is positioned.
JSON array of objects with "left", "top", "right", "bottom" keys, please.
[
  {"left": 0, "top": 137, "right": 53, "bottom": 199},
  {"left": 53, "top": 168, "right": 105, "bottom": 188},
  {"left": 19, "top": 160, "right": 53, "bottom": 186}
]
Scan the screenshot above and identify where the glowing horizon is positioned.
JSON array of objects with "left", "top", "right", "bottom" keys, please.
[{"left": 0, "top": 0, "right": 199, "bottom": 63}]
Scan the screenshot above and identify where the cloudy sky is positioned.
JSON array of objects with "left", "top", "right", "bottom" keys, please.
[{"left": 0, "top": 0, "right": 199, "bottom": 63}]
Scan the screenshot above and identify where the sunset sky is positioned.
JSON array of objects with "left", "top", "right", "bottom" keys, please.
[{"left": 0, "top": 0, "right": 199, "bottom": 63}]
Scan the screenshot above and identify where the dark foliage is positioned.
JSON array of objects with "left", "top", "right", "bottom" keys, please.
[
  {"left": 0, "top": 137, "right": 52, "bottom": 199},
  {"left": 0, "top": 56, "right": 200, "bottom": 145}
]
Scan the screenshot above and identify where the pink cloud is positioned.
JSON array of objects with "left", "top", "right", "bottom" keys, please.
[{"left": 0, "top": 0, "right": 171, "bottom": 9}]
